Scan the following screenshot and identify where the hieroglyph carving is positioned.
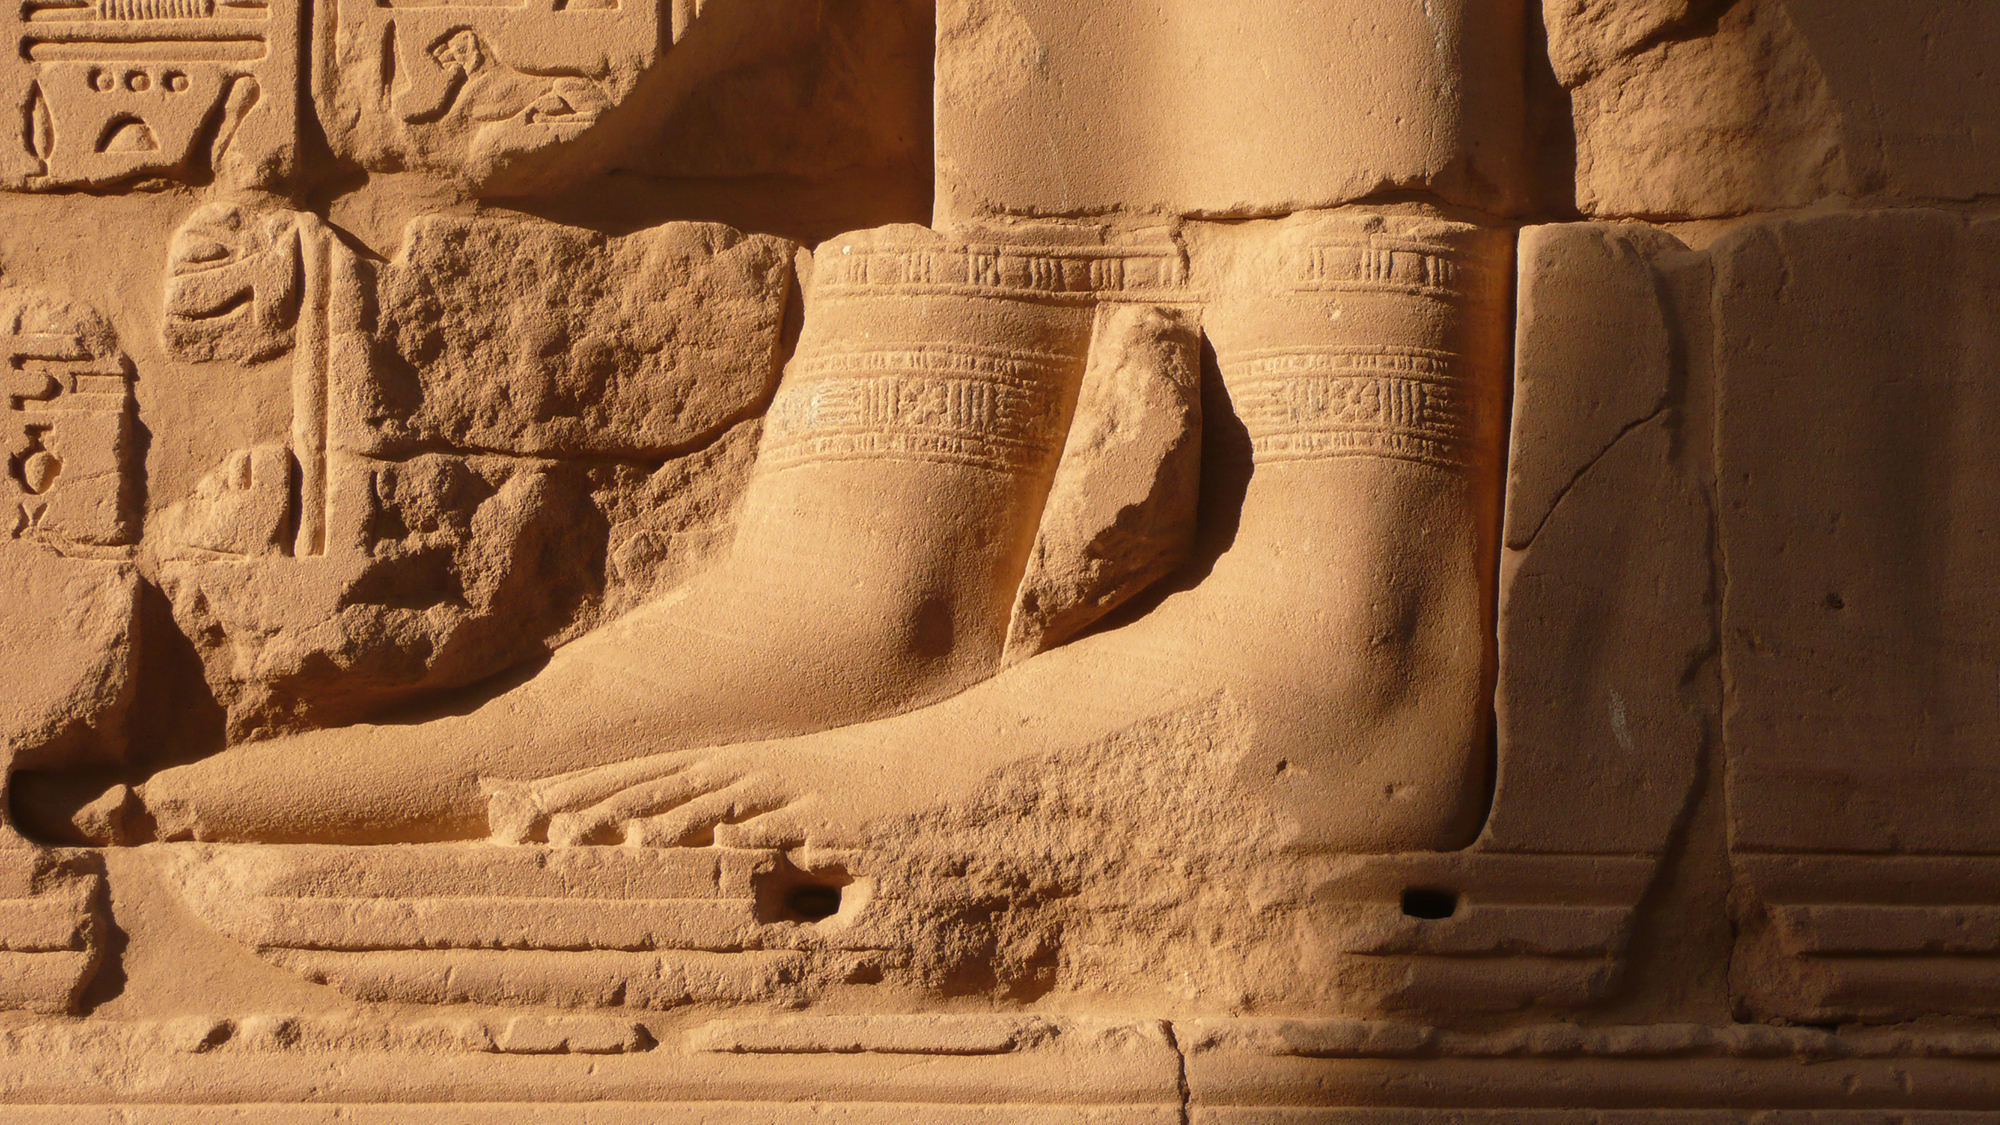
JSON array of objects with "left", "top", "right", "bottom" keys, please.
[
  {"left": 162, "top": 200, "right": 303, "bottom": 364},
  {"left": 317, "top": 0, "right": 705, "bottom": 192},
  {"left": 2, "top": 286, "right": 137, "bottom": 550},
  {"left": 0, "top": 0, "right": 296, "bottom": 189}
]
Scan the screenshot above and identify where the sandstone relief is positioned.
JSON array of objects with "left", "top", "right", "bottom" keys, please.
[
  {"left": 0, "top": 0, "right": 1991, "bottom": 1119},
  {"left": 316, "top": 0, "right": 704, "bottom": 192},
  {"left": 0, "top": 0, "right": 295, "bottom": 190}
]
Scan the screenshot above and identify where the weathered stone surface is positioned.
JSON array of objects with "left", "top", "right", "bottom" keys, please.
[
  {"left": 156, "top": 432, "right": 756, "bottom": 740},
  {"left": 1787, "top": 1, "right": 2000, "bottom": 205},
  {"left": 1561, "top": 0, "right": 1847, "bottom": 218},
  {"left": 1490, "top": 223, "right": 1714, "bottom": 856},
  {"left": 1717, "top": 209, "right": 2000, "bottom": 855},
  {"left": 157, "top": 455, "right": 600, "bottom": 738},
  {"left": 1004, "top": 302, "right": 1202, "bottom": 662},
  {"left": 936, "top": 0, "right": 1528, "bottom": 223},
  {"left": 151, "top": 446, "right": 294, "bottom": 561},
  {"left": 0, "top": 547, "right": 138, "bottom": 774},
  {"left": 351, "top": 218, "right": 793, "bottom": 460},
  {"left": 1556, "top": 0, "right": 2000, "bottom": 218},
  {"left": 1544, "top": 0, "right": 1738, "bottom": 87}
]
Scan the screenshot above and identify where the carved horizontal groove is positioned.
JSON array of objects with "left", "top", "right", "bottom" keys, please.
[
  {"left": 268, "top": 948, "right": 807, "bottom": 1008},
  {"left": 11, "top": 398, "right": 129, "bottom": 419},
  {"left": 1351, "top": 955, "right": 1621, "bottom": 1011},
  {"left": 764, "top": 345, "right": 1075, "bottom": 474},
  {"left": 1768, "top": 904, "right": 2000, "bottom": 956},
  {"left": 0, "top": 1105, "right": 1181, "bottom": 1123},
  {"left": 1337, "top": 903, "right": 1631, "bottom": 957},
  {"left": 1309, "top": 853, "right": 1659, "bottom": 903},
  {"left": 1736, "top": 853, "right": 2000, "bottom": 905},
  {"left": 192, "top": 842, "right": 754, "bottom": 900},
  {"left": 369, "top": 0, "right": 540, "bottom": 8},
  {"left": 237, "top": 896, "right": 761, "bottom": 953},
  {"left": 2, "top": 332, "right": 92, "bottom": 362},
  {"left": 689, "top": 1015, "right": 1061, "bottom": 1057},
  {"left": 22, "top": 16, "right": 263, "bottom": 34},
  {"left": 1287, "top": 237, "right": 1503, "bottom": 301},
  {"left": 24, "top": 35, "right": 264, "bottom": 60},
  {"left": 14, "top": 363, "right": 126, "bottom": 386},
  {"left": 815, "top": 243, "right": 1187, "bottom": 303},
  {"left": 0, "top": 898, "right": 89, "bottom": 952},
  {"left": 1223, "top": 347, "right": 1491, "bottom": 470},
  {"left": 1185, "top": 1017, "right": 2000, "bottom": 1062},
  {"left": 0, "top": 950, "right": 95, "bottom": 1008}
]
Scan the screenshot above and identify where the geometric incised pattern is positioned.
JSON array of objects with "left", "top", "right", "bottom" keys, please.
[
  {"left": 763, "top": 345, "right": 1077, "bottom": 474},
  {"left": 1226, "top": 346, "right": 1487, "bottom": 470},
  {"left": 814, "top": 240, "right": 1188, "bottom": 305},
  {"left": 1288, "top": 234, "right": 1498, "bottom": 303}
]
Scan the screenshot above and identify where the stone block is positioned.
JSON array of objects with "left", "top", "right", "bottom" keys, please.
[
  {"left": 937, "top": 0, "right": 1528, "bottom": 223},
  {"left": 1555, "top": 0, "right": 2000, "bottom": 217}
]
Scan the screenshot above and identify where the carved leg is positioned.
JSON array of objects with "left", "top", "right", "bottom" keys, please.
[
  {"left": 28, "top": 228, "right": 1130, "bottom": 844},
  {"left": 505, "top": 211, "right": 1512, "bottom": 855}
]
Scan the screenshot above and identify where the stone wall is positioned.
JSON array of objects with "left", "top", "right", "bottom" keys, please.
[{"left": 0, "top": 1, "right": 1994, "bottom": 1118}]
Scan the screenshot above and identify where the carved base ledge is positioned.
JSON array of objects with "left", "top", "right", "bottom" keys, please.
[{"left": 0, "top": 1014, "right": 1997, "bottom": 1119}]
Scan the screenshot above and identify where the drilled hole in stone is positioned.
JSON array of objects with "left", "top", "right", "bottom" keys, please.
[
  {"left": 786, "top": 884, "right": 843, "bottom": 922},
  {"left": 1400, "top": 887, "right": 1458, "bottom": 920}
]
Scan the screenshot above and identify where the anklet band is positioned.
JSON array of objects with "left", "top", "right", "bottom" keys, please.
[
  {"left": 763, "top": 344, "right": 1077, "bottom": 474},
  {"left": 1225, "top": 346, "right": 1494, "bottom": 471}
]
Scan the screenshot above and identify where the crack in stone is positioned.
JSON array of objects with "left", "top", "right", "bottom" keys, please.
[
  {"left": 1164, "top": 1020, "right": 1190, "bottom": 1125},
  {"left": 1517, "top": 400, "right": 1673, "bottom": 552}
]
